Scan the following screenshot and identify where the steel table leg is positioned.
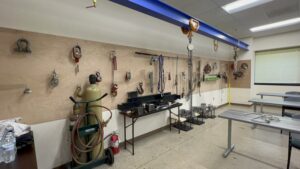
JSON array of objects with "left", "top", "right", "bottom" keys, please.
[
  {"left": 124, "top": 115, "right": 126, "bottom": 150},
  {"left": 132, "top": 118, "right": 135, "bottom": 155},
  {"left": 223, "top": 119, "right": 235, "bottom": 158},
  {"left": 178, "top": 107, "right": 180, "bottom": 134},
  {"left": 252, "top": 104, "right": 257, "bottom": 129},
  {"left": 260, "top": 95, "right": 263, "bottom": 113}
]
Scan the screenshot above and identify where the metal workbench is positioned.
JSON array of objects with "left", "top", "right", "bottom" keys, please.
[
  {"left": 249, "top": 98, "right": 300, "bottom": 113},
  {"left": 120, "top": 102, "right": 182, "bottom": 155},
  {"left": 257, "top": 92, "right": 300, "bottom": 99},
  {"left": 218, "top": 109, "right": 300, "bottom": 158}
]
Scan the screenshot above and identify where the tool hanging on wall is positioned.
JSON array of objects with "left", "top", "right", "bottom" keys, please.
[
  {"left": 49, "top": 70, "right": 59, "bottom": 88},
  {"left": 174, "top": 56, "right": 179, "bottom": 94},
  {"left": 15, "top": 38, "right": 31, "bottom": 53},
  {"left": 203, "top": 64, "right": 212, "bottom": 74},
  {"left": 136, "top": 82, "right": 144, "bottom": 95},
  {"left": 110, "top": 51, "right": 118, "bottom": 97},
  {"left": 95, "top": 71, "right": 102, "bottom": 83},
  {"left": 233, "top": 47, "right": 238, "bottom": 72},
  {"left": 217, "top": 72, "right": 228, "bottom": 84},
  {"left": 157, "top": 55, "right": 165, "bottom": 95},
  {"left": 212, "top": 62, "right": 218, "bottom": 71},
  {"left": 86, "top": 0, "right": 97, "bottom": 8},
  {"left": 213, "top": 40, "right": 219, "bottom": 52},
  {"left": 232, "top": 47, "right": 249, "bottom": 80},
  {"left": 181, "top": 72, "right": 185, "bottom": 98},
  {"left": 168, "top": 72, "right": 171, "bottom": 81},
  {"left": 72, "top": 45, "right": 82, "bottom": 74},
  {"left": 197, "top": 61, "right": 201, "bottom": 88},
  {"left": 125, "top": 72, "right": 131, "bottom": 81},
  {"left": 197, "top": 60, "right": 201, "bottom": 96},
  {"left": 149, "top": 72, "right": 154, "bottom": 93}
]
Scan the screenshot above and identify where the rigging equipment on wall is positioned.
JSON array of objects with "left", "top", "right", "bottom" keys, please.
[
  {"left": 157, "top": 55, "right": 165, "bottom": 95},
  {"left": 136, "top": 82, "right": 144, "bottom": 95},
  {"left": 197, "top": 60, "right": 201, "bottom": 96},
  {"left": 203, "top": 64, "right": 212, "bottom": 74},
  {"left": 72, "top": 45, "right": 82, "bottom": 74},
  {"left": 213, "top": 40, "right": 219, "bottom": 52},
  {"left": 15, "top": 38, "right": 31, "bottom": 53},
  {"left": 95, "top": 71, "right": 102, "bottom": 83},
  {"left": 125, "top": 72, "right": 131, "bottom": 81},
  {"left": 181, "top": 72, "right": 185, "bottom": 98},
  {"left": 232, "top": 47, "right": 248, "bottom": 80},
  {"left": 49, "top": 70, "right": 59, "bottom": 88},
  {"left": 110, "top": 51, "right": 118, "bottom": 97},
  {"left": 149, "top": 72, "right": 154, "bottom": 93},
  {"left": 174, "top": 56, "right": 179, "bottom": 94}
]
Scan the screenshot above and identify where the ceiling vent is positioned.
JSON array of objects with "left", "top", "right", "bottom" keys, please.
[{"left": 265, "top": 2, "right": 299, "bottom": 19}]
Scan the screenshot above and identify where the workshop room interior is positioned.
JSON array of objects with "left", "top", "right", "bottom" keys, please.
[{"left": 1, "top": 0, "right": 300, "bottom": 169}]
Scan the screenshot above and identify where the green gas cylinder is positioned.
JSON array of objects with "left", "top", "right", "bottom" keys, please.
[{"left": 82, "top": 75, "right": 104, "bottom": 159}]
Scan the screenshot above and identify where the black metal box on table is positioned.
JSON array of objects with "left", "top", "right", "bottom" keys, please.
[
  {"left": 118, "top": 92, "right": 181, "bottom": 117},
  {"left": 117, "top": 92, "right": 181, "bottom": 155}
]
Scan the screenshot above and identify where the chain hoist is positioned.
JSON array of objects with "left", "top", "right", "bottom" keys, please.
[
  {"left": 110, "top": 51, "right": 118, "bottom": 97},
  {"left": 157, "top": 55, "right": 165, "bottom": 95}
]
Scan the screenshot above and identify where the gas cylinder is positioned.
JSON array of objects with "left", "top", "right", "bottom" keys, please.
[
  {"left": 79, "top": 75, "right": 103, "bottom": 159},
  {"left": 110, "top": 132, "right": 120, "bottom": 155}
]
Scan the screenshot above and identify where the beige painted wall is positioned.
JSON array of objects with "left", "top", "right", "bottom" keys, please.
[{"left": 0, "top": 27, "right": 229, "bottom": 124}]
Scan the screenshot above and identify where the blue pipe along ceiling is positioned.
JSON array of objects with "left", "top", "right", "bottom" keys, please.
[{"left": 110, "top": 0, "right": 249, "bottom": 50}]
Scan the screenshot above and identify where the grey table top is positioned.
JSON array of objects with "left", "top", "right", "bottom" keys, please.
[
  {"left": 257, "top": 92, "right": 300, "bottom": 98},
  {"left": 219, "top": 109, "right": 300, "bottom": 133},
  {"left": 249, "top": 98, "right": 300, "bottom": 108}
]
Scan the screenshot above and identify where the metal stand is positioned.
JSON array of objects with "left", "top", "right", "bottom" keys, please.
[
  {"left": 170, "top": 107, "right": 193, "bottom": 131},
  {"left": 223, "top": 120, "right": 235, "bottom": 158},
  {"left": 187, "top": 109, "right": 205, "bottom": 125},
  {"left": 122, "top": 103, "right": 182, "bottom": 155},
  {"left": 187, "top": 117, "right": 205, "bottom": 125}
]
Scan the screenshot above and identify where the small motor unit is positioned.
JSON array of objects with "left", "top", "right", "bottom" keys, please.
[
  {"left": 145, "top": 104, "right": 155, "bottom": 112},
  {"left": 133, "top": 107, "right": 144, "bottom": 116}
]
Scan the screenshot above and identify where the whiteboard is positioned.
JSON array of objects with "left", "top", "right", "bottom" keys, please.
[{"left": 255, "top": 47, "right": 300, "bottom": 84}]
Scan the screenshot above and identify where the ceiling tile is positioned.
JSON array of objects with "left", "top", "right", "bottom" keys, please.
[
  {"left": 211, "top": 0, "right": 235, "bottom": 7},
  {"left": 162, "top": 0, "right": 219, "bottom": 16},
  {"left": 160, "top": 0, "right": 300, "bottom": 38}
]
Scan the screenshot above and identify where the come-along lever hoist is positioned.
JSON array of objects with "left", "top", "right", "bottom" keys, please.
[{"left": 110, "top": 51, "right": 118, "bottom": 97}]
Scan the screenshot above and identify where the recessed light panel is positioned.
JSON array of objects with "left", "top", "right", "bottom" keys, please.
[
  {"left": 222, "top": 0, "right": 273, "bottom": 14},
  {"left": 250, "top": 17, "right": 300, "bottom": 32}
]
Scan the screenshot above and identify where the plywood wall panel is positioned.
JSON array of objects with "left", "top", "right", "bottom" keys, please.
[
  {"left": 0, "top": 27, "right": 229, "bottom": 124},
  {"left": 229, "top": 60, "right": 251, "bottom": 88}
]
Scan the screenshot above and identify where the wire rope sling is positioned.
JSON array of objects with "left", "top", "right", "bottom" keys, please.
[{"left": 157, "top": 55, "right": 165, "bottom": 95}]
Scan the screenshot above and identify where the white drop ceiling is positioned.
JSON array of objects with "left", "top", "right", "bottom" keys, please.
[{"left": 162, "top": 0, "right": 300, "bottom": 38}]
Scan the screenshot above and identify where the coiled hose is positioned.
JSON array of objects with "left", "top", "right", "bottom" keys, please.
[{"left": 71, "top": 105, "right": 112, "bottom": 165}]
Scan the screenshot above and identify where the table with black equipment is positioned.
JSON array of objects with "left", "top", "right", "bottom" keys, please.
[
  {"left": 0, "top": 131, "right": 37, "bottom": 169},
  {"left": 219, "top": 109, "right": 300, "bottom": 161},
  {"left": 118, "top": 92, "right": 181, "bottom": 155}
]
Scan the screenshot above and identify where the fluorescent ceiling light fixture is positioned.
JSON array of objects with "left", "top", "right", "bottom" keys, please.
[
  {"left": 222, "top": 0, "right": 273, "bottom": 14},
  {"left": 250, "top": 17, "right": 300, "bottom": 32}
]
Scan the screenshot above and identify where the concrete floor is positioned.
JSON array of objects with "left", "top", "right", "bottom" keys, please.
[{"left": 96, "top": 105, "right": 300, "bottom": 169}]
